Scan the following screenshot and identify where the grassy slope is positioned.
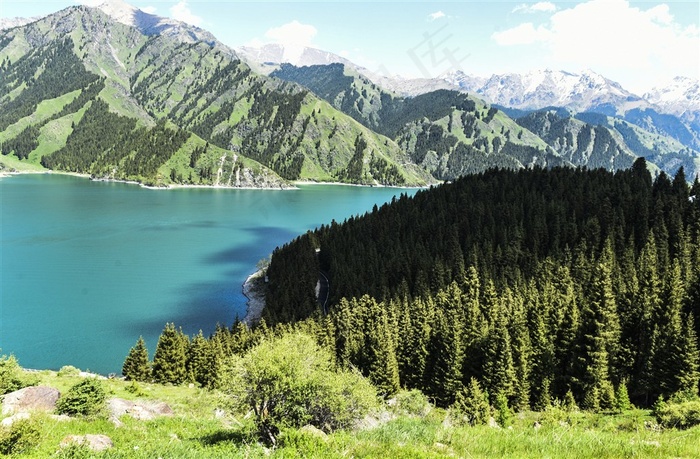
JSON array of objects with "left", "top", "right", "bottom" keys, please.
[{"left": 8, "top": 370, "right": 700, "bottom": 459}]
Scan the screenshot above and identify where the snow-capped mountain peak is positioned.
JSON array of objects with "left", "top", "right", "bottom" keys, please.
[
  {"left": 93, "top": 0, "right": 139, "bottom": 27},
  {"left": 644, "top": 77, "right": 700, "bottom": 113},
  {"left": 444, "top": 68, "right": 644, "bottom": 113}
]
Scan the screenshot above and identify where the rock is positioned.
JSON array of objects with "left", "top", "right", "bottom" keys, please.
[
  {"left": 1, "top": 412, "right": 31, "bottom": 426},
  {"left": 533, "top": 421, "right": 542, "bottom": 430},
  {"left": 107, "top": 398, "right": 173, "bottom": 424},
  {"left": 300, "top": 424, "right": 327, "bottom": 440},
  {"left": 488, "top": 416, "right": 500, "bottom": 428},
  {"left": 2, "top": 386, "right": 60, "bottom": 415},
  {"left": 60, "top": 434, "right": 113, "bottom": 452}
]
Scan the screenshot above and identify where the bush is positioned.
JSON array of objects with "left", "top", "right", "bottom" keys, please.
[
  {"left": 0, "top": 418, "right": 41, "bottom": 455},
  {"left": 57, "top": 365, "right": 81, "bottom": 377},
  {"left": 0, "top": 354, "right": 38, "bottom": 395},
  {"left": 391, "top": 389, "right": 431, "bottom": 417},
  {"left": 56, "top": 378, "right": 106, "bottom": 417},
  {"left": 653, "top": 395, "right": 700, "bottom": 429},
  {"left": 221, "top": 332, "right": 378, "bottom": 445}
]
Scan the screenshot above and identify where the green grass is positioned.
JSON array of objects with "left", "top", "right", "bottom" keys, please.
[
  {"left": 4, "top": 370, "right": 699, "bottom": 458},
  {"left": 0, "top": 90, "right": 80, "bottom": 144},
  {"left": 0, "top": 154, "right": 46, "bottom": 173}
]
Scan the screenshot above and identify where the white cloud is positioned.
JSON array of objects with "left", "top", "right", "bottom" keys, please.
[
  {"left": 513, "top": 2, "right": 557, "bottom": 14},
  {"left": 170, "top": 1, "right": 202, "bottom": 27},
  {"left": 265, "top": 20, "right": 317, "bottom": 47},
  {"left": 264, "top": 20, "right": 318, "bottom": 64},
  {"left": 493, "top": 0, "right": 700, "bottom": 92},
  {"left": 492, "top": 22, "right": 551, "bottom": 45},
  {"left": 141, "top": 6, "right": 157, "bottom": 15},
  {"left": 427, "top": 11, "right": 446, "bottom": 21}
]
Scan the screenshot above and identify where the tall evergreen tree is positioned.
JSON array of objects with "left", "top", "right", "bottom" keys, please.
[
  {"left": 122, "top": 336, "right": 150, "bottom": 382},
  {"left": 152, "top": 323, "right": 188, "bottom": 385},
  {"left": 424, "top": 308, "right": 464, "bottom": 407},
  {"left": 482, "top": 299, "right": 516, "bottom": 405}
]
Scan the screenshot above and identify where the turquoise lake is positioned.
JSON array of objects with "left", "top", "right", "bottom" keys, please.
[{"left": 1, "top": 174, "right": 417, "bottom": 374}]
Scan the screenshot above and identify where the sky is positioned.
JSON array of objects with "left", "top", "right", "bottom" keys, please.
[{"left": 1, "top": 0, "right": 698, "bottom": 94}]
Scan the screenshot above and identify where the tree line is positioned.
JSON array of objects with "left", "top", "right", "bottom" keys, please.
[{"left": 125, "top": 161, "right": 699, "bottom": 416}]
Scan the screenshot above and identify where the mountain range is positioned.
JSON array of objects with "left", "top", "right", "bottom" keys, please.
[{"left": 1, "top": 0, "right": 698, "bottom": 186}]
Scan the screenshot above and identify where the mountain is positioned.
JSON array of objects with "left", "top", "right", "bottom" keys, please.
[
  {"left": 271, "top": 63, "right": 573, "bottom": 180},
  {"left": 515, "top": 110, "right": 639, "bottom": 171},
  {"left": 237, "top": 43, "right": 457, "bottom": 97},
  {"left": 645, "top": 77, "right": 700, "bottom": 120},
  {"left": 445, "top": 68, "right": 647, "bottom": 115},
  {"left": 0, "top": 3, "right": 428, "bottom": 187},
  {"left": 0, "top": 17, "right": 42, "bottom": 31}
]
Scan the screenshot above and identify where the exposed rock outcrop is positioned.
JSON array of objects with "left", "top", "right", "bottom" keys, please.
[{"left": 1, "top": 386, "right": 60, "bottom": 415}]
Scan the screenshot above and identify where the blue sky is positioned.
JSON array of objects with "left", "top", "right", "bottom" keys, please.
[{"left": 1, "top": 1, "right": 698, "bottom": 93}]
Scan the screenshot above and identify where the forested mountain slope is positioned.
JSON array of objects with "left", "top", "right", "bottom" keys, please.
[
  {"left": 264, "top": 162, "right": 700, "bottom": 408},
  {"left": 0, "top": 5, "right": 428, "bottom": 186},
  {"left": 273, "top": 63, "right": 570, "bottom": 180}
]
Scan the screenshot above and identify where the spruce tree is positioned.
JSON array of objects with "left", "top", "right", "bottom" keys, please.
[
  {"left": 152, "top": 323, "right": 188, "bottom": 385},
  {"left": 122, "top": 336, "right": 150, "bottom": 382},
  {"left": 482, "top": 299, "right": 516, "bottom": 405},
  {"left": 187, "top": 330, "right": 210, "bottom": 387},
  {"left": 424, "top": 308, "right": 464, "bottom": 407},
  {"left": 454, "top": 378, "right": 490, "bottom": 426},
  {"left": 576, "top": 254, "right": 620, "bottom": 411}
]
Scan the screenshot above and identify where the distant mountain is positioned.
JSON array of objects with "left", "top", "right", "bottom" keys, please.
[
  {"left": 0, "top": 3, "right": 428, "bottom": 187},
  {"left": 515, "top": 110, "right": 639, "bottom": 171},
  {"left": 645, "top": 77, "right": 700, "bottom": 119},
  {"left": 445, "top": 69, "right": 648, "bottom": 115},
  {"left": 272, "top": 63, "right": 575, "bottom": 180},
  {"left": 237, "top": 43, "right": 456, "bottom": 97},
  {"left": 0, "top": 17, "right": 42, "bottom": 31}
]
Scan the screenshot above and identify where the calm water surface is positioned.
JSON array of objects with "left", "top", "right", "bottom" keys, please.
[{"left": 1, "top": 174, "right": 416, "bottom": 374}]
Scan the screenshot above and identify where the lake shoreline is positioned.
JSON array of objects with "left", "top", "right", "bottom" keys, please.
[
  {"left": 1, "top": 170, "right": 429, "bottom": 190},
  {"left": 242, "top": 270, "right": 266, "bottom": 326}
]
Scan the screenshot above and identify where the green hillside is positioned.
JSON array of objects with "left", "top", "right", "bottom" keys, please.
[{"left": 0, "top": 6, "right": 427, "bottom": 187}]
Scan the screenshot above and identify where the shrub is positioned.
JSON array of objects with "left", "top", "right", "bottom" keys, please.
[
  {"left": 0, "top": 418, "right": 41, "bottom": 455},
  {"left": 221, "top": 332, "right": 378, "bottom": 445},
  {"left": 653, "top": 395, "right": 700, "bottom": 429},
  {"left": 57, "top": 365, "right": 81, "bottom": 377},
  {"left": 391, "top": 389, "right": 431, "bottom": 417},
  {"left": 0, "top": 353, "right": 38, "bottom": 395},
  {"left": 56, "top": 378, "right": 106, "bottom": 417}
]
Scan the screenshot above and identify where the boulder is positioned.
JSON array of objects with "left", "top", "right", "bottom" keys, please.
[
  {"left": 107, "top": 398, "right": 173, "bottom": 424},
  {"left": 0, "top": 412, "right": 31, "bottom": 427},
  {"left": 60, "top": 434, "right": 113, "bottom": 452},
  {"left": 2, "top": 386, "right": 60, "bottom": 415}
]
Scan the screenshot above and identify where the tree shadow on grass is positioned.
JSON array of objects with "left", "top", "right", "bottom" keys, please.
[{"left": 196, "top": 428, "right": 258, "bottom": 447}]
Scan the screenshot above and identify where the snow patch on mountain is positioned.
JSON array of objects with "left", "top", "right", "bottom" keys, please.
[
  {"left": 0, "top": 16, "right": 42, "bottom": 31},
  {"left": 88, "top": 0, "right": 221, "bottom": 48},
  {"left": 444, "top": 69, "right": 646, "bottom": 114},
  {"left": 644, "top": 77, "right": 700, "bottom": 117}
]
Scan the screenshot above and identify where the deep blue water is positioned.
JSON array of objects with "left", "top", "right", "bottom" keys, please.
[{"left": 1, "top": 174, "right": 416, "bottom": 374}]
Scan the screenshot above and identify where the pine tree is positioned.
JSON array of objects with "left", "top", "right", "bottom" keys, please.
[
  {"left": 122, "top": 336, "right": 150, "bottom": 382},
  {"left": 676, "top": 314, "right": 700, "bottom": 396},
  {"left": 152, "top": 323, "right": 188, "bottom": 385},
  {"left": 187, "top": 330, "right": 210, "bottom": 387},
  {"left": 615, "top": 380, "right": 632, "bottom": 412},
  {"left": 454, "top": 378, "right": 490, "bottom": 426},
  {"left": 482, "top": 299, "right": 516, "bottom": 405},
  {"left": 424, "top": 308, "right": 464, "bottom": 407},
  {"left": 576, "top": 251, "right": 620, "bottom": 411},
  {"left": 362, "top": 296, "right": 400, "bottom": 396}
]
